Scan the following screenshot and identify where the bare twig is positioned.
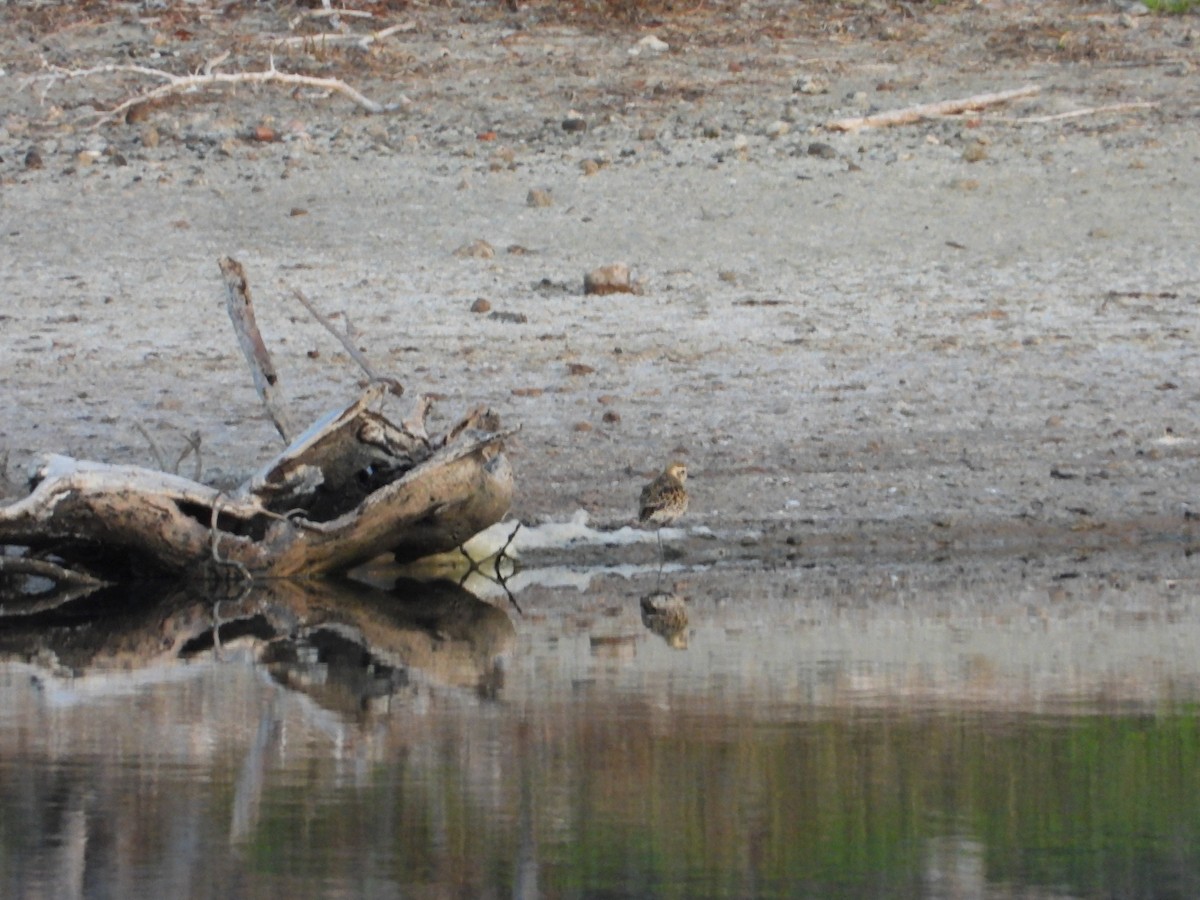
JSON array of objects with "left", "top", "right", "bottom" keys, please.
[
  {"left": 269, "top": 21, "right": 418, "bottom": 50},
  {"left": 134, "top": 423, "right": 169, "bottom": 471},
  {"left": 825, "top": 85, "right": 1041, "bottom": 132},
  {"left": 293, "top": 288, "right": 403, "bottom": 397},
  {"left": 30, "top": 58, "right": 404, "bottom": 124},
  {"left": 219, "top": 257, "right": 296, "bottom": 443},
  {"left": 992, "top": 101, "right": 1159, "bottom": 125}
]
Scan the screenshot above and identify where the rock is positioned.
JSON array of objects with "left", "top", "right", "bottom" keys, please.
[
  {"left": 807, "top": 141, "right": 838, "bottom": 159},
  {"left": 566, "top": 363, "right": 596, "bottom": 376},
  {"left": 573, "top": 421, "right": 593, "bottom": 432},
  {"left": 562, "top": 111, "right": 587, "bottom": 133},
  {"left": 584, "top": 263, "right": 633, "bottom": 295},
  {"left": 631, "top": 35, "right": 669, "bottom": 55},
  {"left": 23, "top": 148, "right": 43, "bottom": 170},
  {"left": 579, "top": 158, "right": 603, "bottom": 176},
  {"left": 602, "top": 410, "right": 621, "bottom": 424},
  {"left": 489, "top": 311, "right": 528, "bottom": 324},
  {"left": 526, "top": 188, "right": 553, "bottom": 207},
  {"left": 962, "top": 141, "right": 988, "bottom": 163},
  {"left": 794, "top": 75, "right": 830, "bottom": 95},
  {"left": 765, "top": 120, "right": 790, "bottom": 139},
  {"left": 454, "top": 239, "right": 495, "bottom": 259},
  {"left": 637, "top": 125, "right": 657, "bottom": 141},
  {"left": 470, "top": 298, "right": 492, "bottom": 313}
]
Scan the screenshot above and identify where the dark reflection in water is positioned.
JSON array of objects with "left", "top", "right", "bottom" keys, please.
[{"left": 2, "top": 552, "right": 1200, "bottom": 899}]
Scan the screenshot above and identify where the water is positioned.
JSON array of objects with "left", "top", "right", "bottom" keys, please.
[{"left": 2, "top": 548, "right": 1199, "bottom": 898}]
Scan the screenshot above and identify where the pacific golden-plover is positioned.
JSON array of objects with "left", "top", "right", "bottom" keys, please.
[{"left": 638, "top": 461, "right": 689, "bottom": 566}]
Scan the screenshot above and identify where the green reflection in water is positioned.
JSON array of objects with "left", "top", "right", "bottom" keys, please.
[{"left": 191, "top": 710, "right": 1200, "bottom": 898}]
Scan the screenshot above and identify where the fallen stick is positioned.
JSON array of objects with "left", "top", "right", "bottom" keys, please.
[
  {"left": 825, "top": 85, "right": 1041, "bottom": 132},
  {"left": 992, "top": 101, "right": 1159, "bottom": 125},
  {"left": 269, "top": 21, "right": 418, "bottom": 50},
  {"left": 30, "top": 58, "right": 404, "bottom": 123},
  {"left": 219, "top": 257, "right": 296, "bottom": 443}
]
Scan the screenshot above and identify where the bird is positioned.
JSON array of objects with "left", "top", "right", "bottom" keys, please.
[{"left": 638, "top": 460, "right": 689, "bottom": 568}]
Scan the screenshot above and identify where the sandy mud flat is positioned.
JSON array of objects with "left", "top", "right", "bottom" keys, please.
[{"left": 1, "top": 0, "right": 1197, "bottom": 566}]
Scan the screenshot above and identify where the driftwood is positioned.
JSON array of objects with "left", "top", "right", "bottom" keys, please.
[
  {"left": 27, "top": 57, "right": 404, "bottom": 125},
  {"left": 825, "top": 85, "right": 1041, "bottom": 132},
  {"left": 0, "top": 259, "right": 517, "bottom": 589}
]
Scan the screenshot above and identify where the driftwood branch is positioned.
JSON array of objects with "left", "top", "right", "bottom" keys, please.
[
  {"left": 269, "top": 21, "right": 418, "bottom": 50},
  {"left": 0, "top": 259, "right": 517, "bottom": 581},
  {"left": 292, "top": 288, "right": 403, "bottom": 397},
  {"left": 28, "top": 58, "right": 403, "bottom": 124},
  {"left": 825, "top": 85, "right": 1041, "bottom": 132},
  {"left": 220, "top": 256, "right": 296, "bottom": 443},
  {"left": 993, "top": 101, "right": 1159, "bottom": 125}
]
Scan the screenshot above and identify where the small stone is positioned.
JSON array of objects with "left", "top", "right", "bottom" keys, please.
[
  {"left": 637, "top": 126, "right": 657, "bottom": 141},
  {"left": 562, "top": 112, "right": 587, "bottom": 133},
  {"left": 701, "top": 123, "right": 721, "bottom": 139},
  {"left": 454, "top": 239, "right": 495, "bottom": 259},
  {"left": 23, "top": 149, "right": 43, "bottom": 170},
  {"left": 289, "top": 207, "right": 308, "bottom": 217},
  {"left": 807, "top": 141, "right": 838, "bottom": 159},
  {"left": 597, "top": 394, "right": 619, "bottom": 405},
  {"left": 142, "top": 127, "right": 160, "bottom": 149},
  {"left": 765, "top": 120, "right": 790, "bottom": 139},
  {"left": 573, "top": 421, "right": 593, "bottom": 432},
  {"left": 506, "top": 244, "right": 533, "bottom": 255},
  {"left": 470, "top": 297, "right": 492, "bottom": 313},
  {"left": 567, "top": 363, "right": 596, "bottom": 376},
  {"left": 602, "top": 410, "right": 621, "bottom": 424},
  {"left": 631, "top": 35, "right": 669, "bottom": 54},
  {"left": 512, "top": 387, "right": 544, "bottom": 397},
  {"left": 1088, "top": 227, "right": 1111, "bottom": 239},
  {"left": 718, "top": 270, "right": 738, "bottom": 283},
  {"left": 794, "top": 75, "right": 830, "bottom": 95},
  {"left": 250, "top": 125, "right": 277, "bottom": 143},
  {"left": 731, "top": 133, "right": 750, "bottom": 151},
  {"left": 962, "top": 141, "right": 988, "bottom": 163},
  {"left": 950, "top": 178, "right": 980, "bottom": 191},
  {"left": 579, "top": 158, "right": 602, "bottom": 175},
  {"left": 526, "top": 187, "right": 553, "bottom": 207},
  {"left": 489, "top": 311, "right": 528, "bottom": 324},
  {"left": 584, "top": 263, "right": 633, "bottom": 295},
  {"left": 76, "top": 150, "right": 100, "bottom": 166}
]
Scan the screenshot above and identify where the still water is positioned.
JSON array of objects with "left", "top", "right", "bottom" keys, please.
[{"left": 2, "top": 548, "right": 1199, "bottom": 898}]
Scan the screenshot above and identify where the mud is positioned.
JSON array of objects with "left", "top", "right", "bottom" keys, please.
[{"left": 1, "top": 0, "right": 1197, "bottom": 564}]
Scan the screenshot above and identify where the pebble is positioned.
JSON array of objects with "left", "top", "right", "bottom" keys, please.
[
  {"left": 962, "top": 141, "right": 989, "bottom": 163},
  {"left": 602, "top": 410, "right": 621, "bottom": 425},
  {"left": 470, "top": 298, "right": 492, "bottom": 313},
  {"left": 526, "top": 187, "right": 553, "bottom": 207},
  {"left": 489, "top": 311, "right": 528, "bottom": 324},
  {"left": 562, "top": 111, "right": 587, "bottom": 133},
  {"left": 807, "top": 141, "right": 838, "bottom": 159},
  {"left": 573, "top": 421, "right": 593, "bottom": 432},
  {"left": 631, "top": 35, "right": 669, "bottom": 55},
  {"left": 584, "top": 263, "right": 633, "bottom": 295},
  {"left": 637, "top": 126, "right": 657, "bottom": 141},
  {"left": 453, "top": 239, "right": 495, "bottom": 259},
  {"left": 567, "top": 363, "right": 596, "bottom": 376},
  {"left": 794, "top": 75, "right": 830, "bottom": 95},
  {"left": 24, "top": 148, "right": 43, "bottom": 170},
  {"left": 765, "top": 120, "right": 790, "bottom": 139},
  {"left": 579, "top": 158, "right": 603, "bottom": 175}
]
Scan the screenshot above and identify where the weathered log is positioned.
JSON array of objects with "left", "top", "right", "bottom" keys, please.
[
  {"left": 0, "top": 259, "right": 517, "bottom": 583},
  {"left": 0, "top": 388, "right": 515, "bottom": 580}
]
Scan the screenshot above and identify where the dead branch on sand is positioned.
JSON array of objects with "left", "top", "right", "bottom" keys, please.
[
  {"left": 28, "top": 57, "right": 406, "bottom": 124},
  {"left": 991, "top": 101, "right": 1159, "bottom": 125},
  {"left": 825, "top": 85, "right": 1041, "bottom": 132},
  {"left": 0, "top": 259, "right": 516, "bottom": 594}
]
